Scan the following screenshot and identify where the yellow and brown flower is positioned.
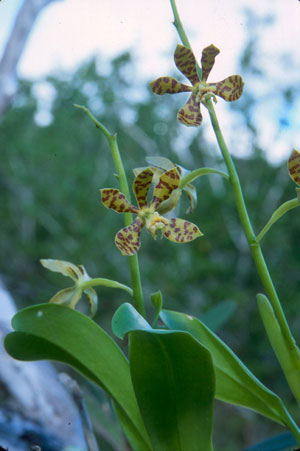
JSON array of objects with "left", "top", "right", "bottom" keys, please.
[
  {"left": 101, "top": 168, "right": 202, "bottom": 256},
  {"left": 150, "top": 44, "right": 244, "bottom": 126},
  {"left": 288, "top": 149, "right": 300, "bottom": 201}
]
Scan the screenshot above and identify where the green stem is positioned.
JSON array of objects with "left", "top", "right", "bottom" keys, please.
[
  {"left": 256, "top": 198, "right": 300, "bottom": 243},
  {"left": 74, "top": 105, "right": 145, "bottom": 317},
  {"left": 169, "top": 0, "right": 202, "bottom": 78},
  {"left": 206, "top": 97, "right": 300, "bottom": 403},
  {"left": 170, "top": 0, "right": 300, "bottom": 429},
  {"left": 180, "top": 167, "right": 229, "bottom": 189},
  {"left": 80, "top": 278, "right": 133, "bottom": 297}
]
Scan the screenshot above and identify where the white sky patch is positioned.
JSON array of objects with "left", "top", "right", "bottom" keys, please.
[{"left": 1, "top": 0, "right": 300, "bottom": 162}]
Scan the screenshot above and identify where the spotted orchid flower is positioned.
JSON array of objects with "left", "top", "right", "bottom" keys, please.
[
  {"left": 100, "top": 168, "right": 202, "bottom": 256},
  {"left": 150, "top": 44, "right": 244, "bottom": 126},
  {"left": 288, "top": 149, "right": 300, "bottom": 200}
]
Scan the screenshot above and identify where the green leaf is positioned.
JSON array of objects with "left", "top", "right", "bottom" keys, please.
[
  {"left": 200, "top": 300, "right": 236, "bottom": 332},
  {"left": 112, "top": 303, "right": 215, "bottom": 451},
  {"left": 257, "top": 294, "right": 300, "bottom": 407},
  {"left": 160, "top": 309, "right": 298, "bottom": 431},
  {"left": 112, "top": 302, "right": 152, "bottom": 339},
  {"left": 244, "top": 432, "right": 297, "bottom": 451},
  {"left": 130, "top": 331, "right": 215, "bottom": 451},
  {"left": 4, "top": 304, "right": 151, "bottom": 451},
  {"left": 150, "top": 290, "right": 163, "bottom": 327}
]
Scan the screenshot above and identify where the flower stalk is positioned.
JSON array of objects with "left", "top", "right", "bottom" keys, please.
[
  {"left": 169, "top": 0, "right": 300, "bottom": 407},
  {"left": 74, "top": 104, "right": 145, "bottom": 317}
]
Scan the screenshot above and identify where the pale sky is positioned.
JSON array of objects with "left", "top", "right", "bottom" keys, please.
[{"left": 1, "top": 0, "right": 300, "bottom": 162}]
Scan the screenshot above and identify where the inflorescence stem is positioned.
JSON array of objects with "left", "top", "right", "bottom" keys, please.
[
  {"left": 74, "top": 104, "right": 146, "bottom": 318},
  {"left": 169, "top": 0, "right": 300, "bottom": 409}
]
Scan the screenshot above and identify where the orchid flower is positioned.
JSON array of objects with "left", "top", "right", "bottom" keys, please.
[
  {"left": 288, "top": 149, "right": 300, "bottom": 200},
  {"left": 101, "top": 168, "right": 202, "bottom": 256},
  {"left": 40, "top": 259, "right": 98, "bottom": 316},
  {"left": 150, "top": 44, "right": 244, "bottom": 126}
]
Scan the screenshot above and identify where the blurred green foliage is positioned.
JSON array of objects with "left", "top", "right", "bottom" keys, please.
[{"left": 1, "top": 38, "right": 300, "bottom": 448}]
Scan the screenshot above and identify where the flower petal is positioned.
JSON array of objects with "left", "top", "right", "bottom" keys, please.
[
  {"left": 201, "top": 44, "right": 220, "bottom": 81},
  {"left": 146, "top": 156, "right": 175, "bottom": 172},
  {"left": 115, "top": 218, "right": 144, "bottom": 256},
  {"left": 208, "top": 75, "right": 244, "bottom": 102},
  {"left": 177, "top": 94, "right": 202, "bottom": 127},
  {"left": 150, "top": 77, "right": 191, "bottom": 95},
  {"left": 152, "top": 168, "right": 181, "bottom": 209},
  {"left": 288, "top": 149, "right": 300, "bottom": 186},
  {"left": 100, "top": 188, "right": 138, "bottom": 214},
  {"left": 83, "top": 287, "right": 98, "bottom": 317},
  {"left": 183, "top": 183, "right": 197, "bottom": 214},
  {"left": 164, "top": 218, "right": 203, "bottom": 243},
  {"left": 133, "top": 168, "right": 154, "bottom": 208},
  {"left": 49, "top": 286, "right": 82, "bottom": 307},
  {"left": 40, "top": 259, "right": 83, "bottom": 282},
  {"left": 174, "top": 44, "right": 200, "bottom": 85}
]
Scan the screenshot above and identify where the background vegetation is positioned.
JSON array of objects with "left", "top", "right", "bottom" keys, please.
[{"left": 1, "top": 11, "right": 300, "bottom": 450}]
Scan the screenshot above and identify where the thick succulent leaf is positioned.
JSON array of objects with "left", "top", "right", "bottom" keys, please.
[
  {"left": 149, "top": 77, "right": 191, "bottom": 95},
  {"left": 177, "top": 93, "right": 202, "bottom": 126},
  {"left": 40, "top": 258, "right": 83, "bottom": 282},
  {"left": 4, "top": 304, "right": 152, "bottom": 450},
  {"left": 112, "top": 302, "right": 152, "bottom": 339},
  {"left": 164, "top": 218, "right": 203, "bottom": 243},
  {"left": 244, "top": 431, "right": 297, "bottom": 451},
  {"left": 160, "top": 309, "right": 298, "bottom": 429},
  {"left": 83, "top": 287, "right": 98, "bottom": 317},
  {"left": 151, "top": 168, "right": 181, "bottom": 209},
  {"left": 200, "top": 44, "right": 220, "bottom": 81},
  {"left": 113, "top": 401, "right": 152, "bottom": 451},
  {"left": 112, "top": 303, "right": 215, "bottom": 451},
  {"left": 101, "top": 188, "right": 138, "bottom": 214},
  {"left": 130, "top": 331, "right": 215, "bottom": 451},
  {"left": 288, "top": 149, "right": 300, "bottom": 186},
  {"left": 133, "top": 168, "right": 153, "bottom": 208},
  {"left": 115, "top": 218, "right": 144, "bottom": 256},
  {"left": 200, "top": 300, "right": 237, "bottom": 332},
  {"left": 49, "top": 286, "right": 82, "bottom": 308},
  {"left": 208, "top": 75, "right": 244, "bottom": 101},
  {"left": 174, "top": 44, "right": 200, "bottom": 85}
]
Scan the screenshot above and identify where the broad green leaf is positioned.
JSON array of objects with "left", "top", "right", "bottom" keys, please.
[
  {"left": 200, "top": 300, "right": 236, "bottom": 332},
  {"left": 244, "top": 431, "right": 297, "bottom": 451},
  {"left": 130, "top": 331, "right": 215, "bottom": 451},
  {"left": 160, "top": 309, "right": 298, "bottom": 431},
  {"left": 4, "top": 304, "right": 151, "bottom": 451},
  {"left": 112, "top": 303, "right": 215, "bottom": 451},
  {"left": 112, "top": 302, "right": 151, "bottom": 339},
  {"left": 257, "top": 294, "right": 300, "bottom": 409}
]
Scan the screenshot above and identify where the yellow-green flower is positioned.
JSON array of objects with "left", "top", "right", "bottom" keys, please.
[
  {"left": 150, "top": 44, "right": 244, "bottom": 126},
  {"left": 101, "top": 167, "right": 202, "bottom": 256},
  {"left": 40, "top": 259, "right": 98, "bottom": 316}
]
